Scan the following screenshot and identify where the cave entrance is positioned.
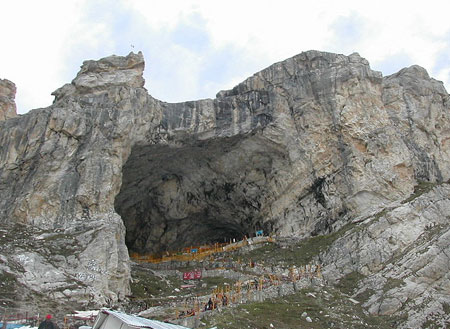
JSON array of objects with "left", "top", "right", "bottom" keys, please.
[{"left": 114, "top": 135, "right": 279, "bottom": 255}]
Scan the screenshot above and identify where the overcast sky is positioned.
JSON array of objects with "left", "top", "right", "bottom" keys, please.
[{"left": 1, "top": 0, "right": 449, "bottom": 114}]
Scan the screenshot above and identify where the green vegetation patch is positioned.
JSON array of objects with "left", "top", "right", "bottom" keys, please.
[
  {"left": 130, "top": 266, "right": 236, "bottom": 304},
  {"left": 131, "top": 269, "right": 183, "bottom": 299},
  {"left": 383, "top": 277, "right": 405, "bottom": 293},
  {"left": 203, "top": 289, "right": 327, "bottom": 329},
  {"left": 198, "top": 276, "right": 235, "bottom": 293},
  {"left": 235, "top": 223, "right": 357, "bottom": 267},
  {"left": 421, "top": 318, "right": 444, "bottom": 329},
  {"left": 355, "top": 288, "right": 376, "bottom": 303},
  {"left": 335, "top": 271, "right": 366, "bottom": 295},
  {"left": 401, "top": 181, "right": 437, "bottom": 204},
  {"left": 372, "top": 208, "right": 388, "bottom": 222},
  {"left": 202, "top": 286, "right": 406, "bottom": 329},
  {"left": 293, "top": 224, "right": 355, "bottom": 264}
]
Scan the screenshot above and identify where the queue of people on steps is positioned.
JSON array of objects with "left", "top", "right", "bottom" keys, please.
[{"left": 204, "top": 293, "right": 228, "bottom": 311}]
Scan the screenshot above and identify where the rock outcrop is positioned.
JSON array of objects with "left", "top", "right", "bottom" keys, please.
[
  {"left": 0, "top": 50, "right": 449, "bottom": 325},
  {"left": 0, "top": 79, "right": 17, "bottom": 121},
  {"left": 321, "top": 182, "right": 450, "bottom": 328}
]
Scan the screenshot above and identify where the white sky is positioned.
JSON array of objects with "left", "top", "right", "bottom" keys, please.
[{"left": 1, "top": 0, "right": 449, "bottom": 114}]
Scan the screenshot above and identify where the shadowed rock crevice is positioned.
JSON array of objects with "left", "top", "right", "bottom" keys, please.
[{"left": 115, "top": 133, "right": 289, "bottom": 254}]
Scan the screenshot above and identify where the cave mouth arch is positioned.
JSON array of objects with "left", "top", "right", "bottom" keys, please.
[{"left": 114, "top": 134, "right": 285, "bottom": 255}]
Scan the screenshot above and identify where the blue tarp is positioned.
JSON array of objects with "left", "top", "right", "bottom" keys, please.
[{"left": 0, "top": 323, "right": 28, "bottom": 329}]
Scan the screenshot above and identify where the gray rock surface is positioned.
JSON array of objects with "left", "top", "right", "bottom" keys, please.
[
  {"left": 0, "top": 79, "right": 17, "bottom": 121},
  {"left": 0, "top": 50, "right": 449, "bottom": 325},
  {"left": 321, "top": 182, "right": 450, "bottom": 328}
]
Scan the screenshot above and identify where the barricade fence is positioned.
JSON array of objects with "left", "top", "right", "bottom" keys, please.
[
  {"left": 0, "top": 307, "right": 40, "bottom": 328},
  {"left": 131, "top": 236, "right": 275, "bottom": 264},
  {"left": 0, "top": 307, "right": 96, "bottom": 329},
  {"left": 173, "top": 264, "right": 322, "bottom": 320}
]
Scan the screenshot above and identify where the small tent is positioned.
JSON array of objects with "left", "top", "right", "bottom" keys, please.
[{"left": 91, "top": 309, "right": 191, "bottom": 329}]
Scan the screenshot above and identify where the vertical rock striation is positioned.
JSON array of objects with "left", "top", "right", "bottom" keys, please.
[
  {"left": 0, "top": 52, "right": 156, "bottom": 309},
  {"left": 0, "top": 50, "right": 449, "bottom": 317}
]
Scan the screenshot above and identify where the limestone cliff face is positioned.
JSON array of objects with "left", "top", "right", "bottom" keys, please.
[
  {"left": 0, "top": 52, "right": 154, "bottom": 308},
  {"left": 117, "top": 51, "right": 449, "bottom": 253},
  {"left": 321, "top": 183, "right": 450, "bottom": 328},
  {"left": 0, "top": 79, "right": 17, "bottom": 121},
  {"left": 0, "top": 51, "right": 449, "bottom": 312}
]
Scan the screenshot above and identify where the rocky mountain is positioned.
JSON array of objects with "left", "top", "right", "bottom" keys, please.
[{"left": 0, "top": 50, "right": 449, "bottom": 327}]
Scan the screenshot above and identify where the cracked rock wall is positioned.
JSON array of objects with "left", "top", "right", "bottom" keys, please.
[
  {"left": 0, "top": 50, "right": 449, "bottom": 311},
  {"left": 321, "top": 183, "right": 450, "bottom": 328}
]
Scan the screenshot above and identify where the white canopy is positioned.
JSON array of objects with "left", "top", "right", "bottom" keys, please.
[{"left": 92, "top": 309, "right": 191, "bottom": 329}]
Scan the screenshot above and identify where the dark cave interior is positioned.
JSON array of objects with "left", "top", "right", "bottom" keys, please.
[{"left": 114, "top": 134, "right": 286, "bottom": 254}]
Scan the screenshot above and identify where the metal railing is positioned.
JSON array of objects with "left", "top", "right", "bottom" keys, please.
[{"left": 130, "top": 236, "right": 275, "bottom": 264}]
